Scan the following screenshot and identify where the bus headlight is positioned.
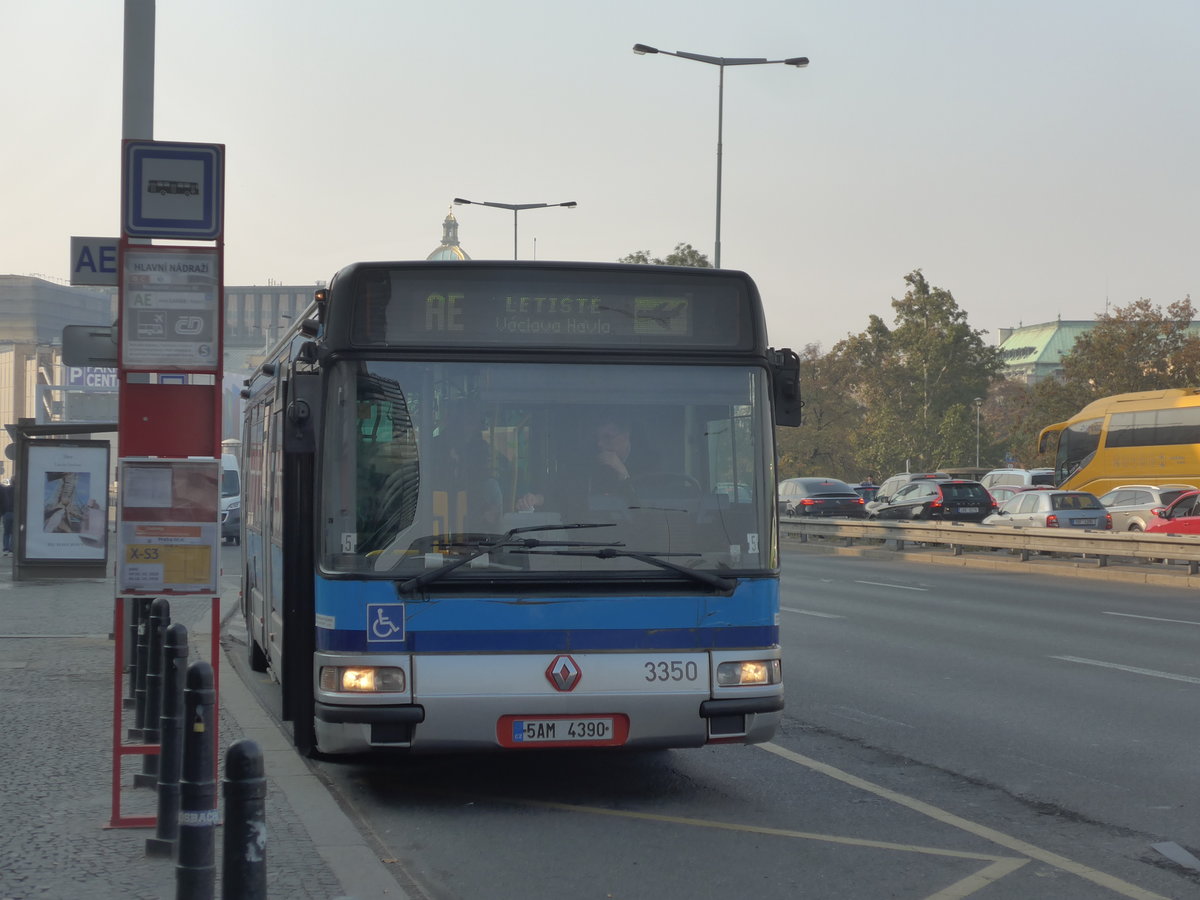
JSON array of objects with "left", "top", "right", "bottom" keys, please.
[
  {"left": 716, "top": 659, "right": 782, "bottom": 686},
  {"left": 319, "top": 666, "right": 406, "bottom": 693}
]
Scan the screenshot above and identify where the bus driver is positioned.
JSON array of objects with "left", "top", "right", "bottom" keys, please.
[{"left": 516, "top": 416, "right": 636, "bottom": 512}]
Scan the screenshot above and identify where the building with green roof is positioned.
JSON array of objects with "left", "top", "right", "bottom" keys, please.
[{"left": 997, "top": 320, "right": 1094, "bottom": 383}]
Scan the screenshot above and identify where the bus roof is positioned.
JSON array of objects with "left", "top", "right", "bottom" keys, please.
[
  {"left": 1071, "top": 388, "right": 1200, "bottom": 418},
  {"left": 318, "top": 260, "right": 771, "bottom": 356}
]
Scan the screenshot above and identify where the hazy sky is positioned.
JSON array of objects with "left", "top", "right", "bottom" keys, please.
[{"left": 4, "top": 1, "right": 1198, "bottom": 352}]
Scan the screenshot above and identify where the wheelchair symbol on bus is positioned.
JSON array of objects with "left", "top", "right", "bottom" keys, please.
[{"left": 366, "top": 604, "right": 405, "bottom": 643}]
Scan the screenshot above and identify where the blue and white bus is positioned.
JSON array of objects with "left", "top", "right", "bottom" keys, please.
[{"left": 241, "top": 260, "right": 801, "bottom": 755}]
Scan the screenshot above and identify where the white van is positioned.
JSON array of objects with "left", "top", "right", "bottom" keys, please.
[
  {"left": 220, "top": 453, "right": 241, "bottom": 544},
  {"left": 980, "top": 468, "right": 1055, "bottom": 490}
]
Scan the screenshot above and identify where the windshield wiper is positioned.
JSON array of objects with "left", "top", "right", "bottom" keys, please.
[
  {"left": 515, "top": 547, "right": 735, "bottom": 592},
  {"left": 395, "top": 523, "right": 619, "bottom": 593}
]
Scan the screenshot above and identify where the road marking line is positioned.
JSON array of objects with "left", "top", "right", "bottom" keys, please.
[
  {"left": 759, "top": 742, "right": 1172, "bottom": 900},
  {"left": 781, "top": 607, "right": 844, "bottom": 618},
  {"left": 1103, "top": 611, "right": 1200, "bottom": 627},
  {"left": 923, "top": 857, "right": 1030, "bottom": 900},
  {"left": 1051, "top": 655, "right": 1200, "bottom": 685},
  {"left": 855, "top": 580, "right": 928, "bottom": 591}
]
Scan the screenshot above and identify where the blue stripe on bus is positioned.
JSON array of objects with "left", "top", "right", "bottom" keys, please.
[
  {"left": 313, "top": 576, "right": 779, "bottom": 653},
  {"left": 317, "top": 624, "right": 778, "bottom": 654}
]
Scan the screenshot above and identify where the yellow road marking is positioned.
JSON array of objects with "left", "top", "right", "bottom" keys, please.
[
  {"left": 520, "top": 797, "right": 1012, "bottom": 862},
  {"left": 924, "top": 858, "right": 1030, "bottom": 900},
  {"left": 759, "top": 742, "right": 1173, "bottom": 900}
]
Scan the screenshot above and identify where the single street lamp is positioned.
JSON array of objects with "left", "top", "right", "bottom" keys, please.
[
  {"left": 633, "top": 43, "right": 808, "bottom": 268},
  {"left": 974, "top": 397, "right": 984, "bottom": 468},
  {"left": 452, "top": 198, "right": 577, "bottom": 260}
]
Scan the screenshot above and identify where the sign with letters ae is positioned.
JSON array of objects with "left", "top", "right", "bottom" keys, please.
[
  {"left": 122, "top": 140, "right": 224, "bottom": 240},
  {"left": 70, "top": 236, "right": 119, "bottom": 286},
  {"left": 120, "top": 246, "right": 220, "bottom": 371}
]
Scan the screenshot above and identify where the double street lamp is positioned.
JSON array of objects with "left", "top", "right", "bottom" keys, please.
[
  {"left": 633, "top": 43, "right": 809, "bottom": 269},
  {"left": 452, "top": 198, "right": 577, "bottom": 260}
]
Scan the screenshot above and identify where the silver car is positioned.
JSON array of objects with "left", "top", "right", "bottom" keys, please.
[
  {"left": 983, "top": 490, "right": 1112, "bottom": 530},
  {"left": 1097, "top": 483, "right": 1197, "bottom": 532}
]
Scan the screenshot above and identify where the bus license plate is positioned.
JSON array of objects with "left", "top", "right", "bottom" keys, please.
[{"left": 497, "top": 714, "right": 628, "bottom": 748}]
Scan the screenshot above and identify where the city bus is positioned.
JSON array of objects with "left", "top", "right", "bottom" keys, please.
[
  {"left": 1037, "top": 388, "right": 1200, "bottom": 496},
  {"left": 240, "top": 260, "right": 802, "bottom": 755}
]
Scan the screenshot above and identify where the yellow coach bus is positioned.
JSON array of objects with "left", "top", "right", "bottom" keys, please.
[{"left": 1037, "top": 388, "right": 1200, "bottom": 496}]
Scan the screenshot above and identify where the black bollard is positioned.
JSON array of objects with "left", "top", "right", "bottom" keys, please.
[
  {"left": 131, "top": 597, "right": 154, "bottom": 736},
  {"left": 176, "top": 660, "right": 217, "bottom": 900},
  {"left": 146, "top": 623, "right": 189, "bottom": 858},
  {"left": 135, "top": 597, "right": 170, "bottom": 787},
  {"left": 222, "top": 740, "right": 267, "bottom": 900}
]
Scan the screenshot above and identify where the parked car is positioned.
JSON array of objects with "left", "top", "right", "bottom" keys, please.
[
  {"left": 868, "top": 479, "right": 997, "bottom": 522},
  {"left": 1098, "top": 484, "right": 1197, "bottom": 532},
  {"left": 777, "top": 477, "right": 868, "bottom": 518},
  {"left": 853, "top": 481, "right": 880, "bottom": 503},
  {"left": 980, "top": 468, "right": 1056, "bottom": 491},
  {"left": 867, "top": 472, "right": 950, "bottom": 514},
  {"left": 983, "top": 490, "right": 1112, "bottom": 530},
  {"left": 1144, "top": 489, "right": 1200, "bottom": 535}
]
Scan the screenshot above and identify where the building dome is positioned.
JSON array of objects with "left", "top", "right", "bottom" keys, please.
[{"left": 427, "top": 209, "right": 471, "bottom": 261}]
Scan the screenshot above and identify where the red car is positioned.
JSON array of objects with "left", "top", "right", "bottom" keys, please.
[{"left": 1144, "top": 490, "right": 1200, "bottom": 535}]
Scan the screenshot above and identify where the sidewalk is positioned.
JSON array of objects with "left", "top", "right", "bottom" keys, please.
[{"left": 0, "top": 551, "right": 406, "bottom": 900}]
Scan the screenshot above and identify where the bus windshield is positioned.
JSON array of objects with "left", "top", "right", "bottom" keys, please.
[
  {"left": 321, "top": 359, "right": 774, "bottom": 580},
  {"left": 1055, "top": 417, "right": 1103, "bottom": 484}
]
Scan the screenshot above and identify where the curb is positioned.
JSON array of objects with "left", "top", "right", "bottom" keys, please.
[{"left": 216, "top": 659, "right": 410, "bottom": 900}]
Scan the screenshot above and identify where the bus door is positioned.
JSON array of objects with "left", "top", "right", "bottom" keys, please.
[{"left": 266, "top": 403, "right": 286, "bottom": 665}]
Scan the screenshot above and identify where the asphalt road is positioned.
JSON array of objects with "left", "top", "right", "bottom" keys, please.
[
  {"left": 782, "top": 552, "right": 1200, "bottom": 849},
  {"left": 226, "top": 545, "right": 1200, "bottom": 899}
]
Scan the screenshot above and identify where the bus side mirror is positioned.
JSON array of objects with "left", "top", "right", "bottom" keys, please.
[
  {"left": 770, "top": 347, "right": 802, "bottom": 427},
  {"left": 284, "top": 370, "right": 320, "bottom": 454}
]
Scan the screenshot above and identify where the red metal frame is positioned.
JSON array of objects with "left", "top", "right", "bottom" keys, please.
[{"left": 108, "top": 595, "right": 221, "bottom": 829}]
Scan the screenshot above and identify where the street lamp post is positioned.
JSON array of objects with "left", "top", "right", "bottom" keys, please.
[
  {"left": 633, "top": 43, "right": 808, "bottom": 269},
  {"left": 974, "top": 397, "right": 983, "bottom": 468},
  {"left": 452, "top": 198, "right": 577, "bottom": 260}
]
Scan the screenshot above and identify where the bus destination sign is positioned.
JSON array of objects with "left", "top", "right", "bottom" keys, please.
[
  {"left": 424, "top": 293, "right": 691, "bottom": 339},
  {"left": 350, "top": 270, "right": 751, "bottom": 349}
]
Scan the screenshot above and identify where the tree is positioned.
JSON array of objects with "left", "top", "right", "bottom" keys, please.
[
  {"left": 1060, "top": 297, "right": 1200, "bottom": 397},
  {"left": 774, "top": 344, "right": 865, "bottom": 478},
  {"left": 618, "top": 243, "right": 712, "bottom": 268},
  {"left": 833, "top": 270, "right": 1003, "bottom": 475}
]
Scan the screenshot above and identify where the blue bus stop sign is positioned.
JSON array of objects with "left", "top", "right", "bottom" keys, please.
[{"left": 122, "top": 140, "right": 224, "bottom": 240}]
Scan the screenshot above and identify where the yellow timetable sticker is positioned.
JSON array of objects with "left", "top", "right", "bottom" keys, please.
[{"left": 124, "top": 544, "right": 212, "bottom": 585}]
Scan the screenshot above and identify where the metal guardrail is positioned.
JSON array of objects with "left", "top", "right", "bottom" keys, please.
[{"left": 779, "top": 517, "right": 1200, "bottom": 572}]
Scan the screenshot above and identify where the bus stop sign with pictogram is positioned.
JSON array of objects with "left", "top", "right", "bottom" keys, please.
[{"left": 122, "top": 140, "right": 224, "bottom": 240}]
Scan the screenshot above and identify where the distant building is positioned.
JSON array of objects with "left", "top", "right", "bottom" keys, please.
[
  {"left": 426, "top": 209, "right": 471, "bottom": 261},
  {"left": 997, "top": 320, "right": 1095, "bottom": 383},
  {"left": 998, "top": 318, "right": 1200, "bottom": 383}
]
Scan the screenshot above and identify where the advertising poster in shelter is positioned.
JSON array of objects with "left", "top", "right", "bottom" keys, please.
[
  {"left": 23, "top": 441, "right": 111, "bottom": 561},
  {"left": 117, "top": 457, "right": 219, "bottom": 594}
]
